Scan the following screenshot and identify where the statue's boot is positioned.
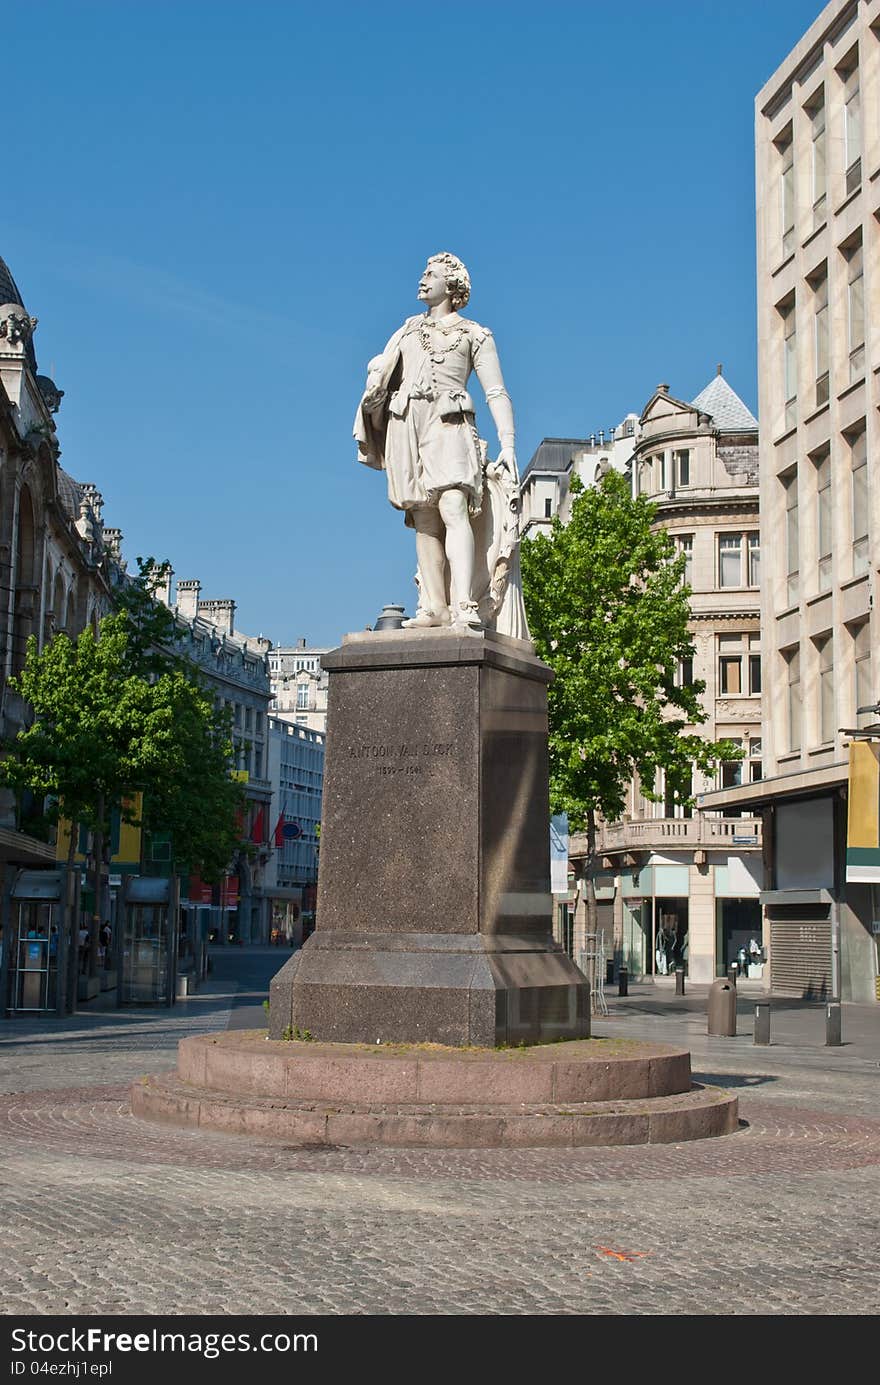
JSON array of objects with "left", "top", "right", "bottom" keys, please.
[
  {"left": 450, "top": 600, "right": 482, "bottom": 632},
  {"left": 401, "top": 607, "right": 450, "bottom": 629}
]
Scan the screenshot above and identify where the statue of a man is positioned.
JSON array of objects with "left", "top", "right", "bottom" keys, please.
[{"left": 354, "top": 252, "right": 517, "bottom": 631}]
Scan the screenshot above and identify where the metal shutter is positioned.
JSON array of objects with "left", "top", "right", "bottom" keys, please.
[{"left": 769, "top": 914, "right": 832, "bottom": 998}]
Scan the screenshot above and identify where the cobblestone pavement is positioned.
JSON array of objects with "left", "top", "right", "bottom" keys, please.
[{"left": 1, "top": 952, "right": 878, "bottom": 1316}]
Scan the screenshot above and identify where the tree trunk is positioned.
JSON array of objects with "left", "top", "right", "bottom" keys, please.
[
  {"left": 65, "top": 814, "right": 80, "bottom": 1006},
  {"left": 90, "top": 792, "right": 104, "bottom": 981},
  {"left": 584, "top": 808, "right": 599, "bottom": 938}
]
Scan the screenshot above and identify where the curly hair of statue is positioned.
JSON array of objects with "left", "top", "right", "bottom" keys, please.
[{"left": 427, "top": 251, "right": 471, "bottom": 310}]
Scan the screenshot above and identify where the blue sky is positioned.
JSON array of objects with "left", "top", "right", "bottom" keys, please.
[{"left": 4, "top": 0, "right": 822, "bottom": 645}]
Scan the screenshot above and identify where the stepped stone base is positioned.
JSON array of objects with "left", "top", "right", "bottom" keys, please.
[{"left": 131, "top": 1032, "right": 739, "bottom": 1149}]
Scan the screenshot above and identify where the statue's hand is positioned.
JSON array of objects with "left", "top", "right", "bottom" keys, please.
[
  {"left": 497, "top": 446, "right": 517, "bottom": 474},
  {"left": 362, "top": 386, "right": 387, "bottom": 413}
]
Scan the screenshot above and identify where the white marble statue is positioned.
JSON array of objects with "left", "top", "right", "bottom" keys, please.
[{"left": 354, "top": 252, "right": 529, "bottom": 638}]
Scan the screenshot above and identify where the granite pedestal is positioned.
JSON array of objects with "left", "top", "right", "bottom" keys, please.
[{"left": 270, "top": 628, "right": 589, "bottom": 1047}]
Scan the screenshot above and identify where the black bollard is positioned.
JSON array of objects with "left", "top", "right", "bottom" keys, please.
[
  {"left": 675, "top": 965, "right": 685, "bottom": 996},
  {"left": 825, "top": 1001, "right": 842, "bottom": 1047},
  {"left": 727, "top": 963, "right": 738, "bottom": 987},
  {"left": 618, "top": 965, "right": 628, "bottom": 997},
  {"left": 754, "top": 1002, "right": 770, "bottom": 1045}
]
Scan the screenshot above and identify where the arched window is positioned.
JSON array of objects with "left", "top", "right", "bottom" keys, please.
[
  {"left": 53, "top": 571, "right": 65, "bottom": 633},
  {"left": 12, "top": 486, "right": 36, "bottom": 674}
]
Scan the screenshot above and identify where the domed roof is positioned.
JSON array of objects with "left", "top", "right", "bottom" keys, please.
[
  {"left": 56, "top": 467, "right": 83, "bottom": 522},
  {"left": 0, "top": 253, "right": 38, "bottom": 374}
]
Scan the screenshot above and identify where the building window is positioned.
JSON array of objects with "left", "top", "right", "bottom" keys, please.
[
  {"left": 748, "top": 533, "right": 760, "bottom": 588},
  {"left": 849, "top": 428, "right": 868, "bottom": 577},
  {"left": 662, "top": 767, "right": 692, "bottom": 820},
  {"left": 748, "top": 634, "right": 762, "bottom": 695},
  {"left": 782, "top": 299, "right": 797, "bottom": 429},
  {"left": 783, "top": 471, "right": 799, "bottom": 606},
  {"left": 719, "top": 534, "right": 742, "bottom": 588},
  {"left": 721, "top": 756, "right": 742, "bottom": 791},
  {"left": 815, "top": 634, "right": 834, "bottom": 744},
  {"left": 296, "top": 683, "right": 309, "bottom": 711},
  {"left": 811, "top": 268, "right": 829, "bottom": 406},
  {"left": 842, "top": 51, "right": 861, "bottom": 194},
  {"left": 718, "top": 634, "right": 761, "bottom": 697},
  {"left": 544, "top": 497, "right": 552, "bottom": 518},
  {"left": 845, "top": 240, "right": 864, "bottom": 382},
  {"left": 779, "top": 128, "right": 795, "bottom": 257},
  {"left": 748, "top": 736, "right": 763, "bottom": 782},
  {"left": 675, "top": 534, "right": 693, "bottom": 587},
  {"left": 720, "top": 637, "right": 742, "bottom": 698},
  {"left": 852, "top": 620, "right": 872, "bottom": 730},
  {"left": 808, "top": 89, "right": 826, "bottom": 222},
  {"left": 678, "top": 656, "right": 694, "bottom": 688},
  {"left": 784, "top": 645, "right": 802, "bottom": 752},
  {"left": 718, "top": 531, "right": 760, "bottom": 589},
  {"left": 674, "top": 449, "right": 690, "bottom": 487},
  {"left": 814, "top": 448, "right": 832, "bottom": 592}
]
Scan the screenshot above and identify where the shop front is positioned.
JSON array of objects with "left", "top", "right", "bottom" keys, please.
[
  {"left": 620, "top": 864, "right": 691, "bottom": 978},
  {"left": 714, "top": 856, "right": 763, "bottom": 978}
]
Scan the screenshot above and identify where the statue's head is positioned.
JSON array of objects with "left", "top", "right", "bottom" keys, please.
[{"left": 423, "top": 252, "right": 471, "bottom": 311}]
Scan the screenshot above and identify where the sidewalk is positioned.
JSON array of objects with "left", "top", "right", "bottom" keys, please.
[
  {"left": 1, "top": 948, "right": 879, "bottom": 1315},
  {"left": 0, "top": 945, "right": 285, "bottom": 1094},
  {"left": 596, "top": 978, "right": 880, "bottom": 1060}
]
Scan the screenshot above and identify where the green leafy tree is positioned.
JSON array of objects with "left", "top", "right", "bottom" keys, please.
[
  {"left": 1, "top": 592, "right": 243, "bottom": 969},
  {"left": 520, "top": 469, "right": 740, "bottom": 932}
]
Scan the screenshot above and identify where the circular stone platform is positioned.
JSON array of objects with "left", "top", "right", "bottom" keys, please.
[{"left": 132, "top": 1033, "right": 739, "bottom": 1149}]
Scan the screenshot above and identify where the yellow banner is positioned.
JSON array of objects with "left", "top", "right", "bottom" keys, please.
[
  {"left": 847, "top": 741, "right": 879, "bottom": 849},
  {"left": 55, "top": 792, "right": 143, "bottom": 865}
]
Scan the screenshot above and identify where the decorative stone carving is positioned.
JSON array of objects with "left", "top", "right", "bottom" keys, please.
[
  {"left": 0, "top": 306, "right": 37, "bottom": 349},
  {"left": 0, "top": 305, "right": 38, "bottom": 348},
  {"left": 354, "top": 253, "right": 529, "bottom": 639},
  {"left": 36, "top": 375, "right": 64, "bottom": 414},
  {"left": 714, "top": 700, "right": 753, "bottom": 719}
]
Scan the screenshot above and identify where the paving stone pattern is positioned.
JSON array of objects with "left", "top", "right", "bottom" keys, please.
[{"left": 1, "top": 951, "right": 878, "bottom": 1316}]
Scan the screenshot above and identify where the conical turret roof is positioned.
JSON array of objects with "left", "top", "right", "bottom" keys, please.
[{"left": 691, "top": 372, "right": 757, "bottom": 432}]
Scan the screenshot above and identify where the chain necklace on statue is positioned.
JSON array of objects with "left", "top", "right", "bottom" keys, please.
[{"left": 418, "top": 315, "right": 466, "bottom": 365}]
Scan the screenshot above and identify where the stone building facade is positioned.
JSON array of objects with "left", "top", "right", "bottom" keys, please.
[
  {"left": 520, "top": 416, "right": 640, "bottom": 540},
  {"left": 268, "top": 639, "right": 330, "bottom": 733},
  {"left": 264, "top": 717, "right": 325, "bottom": 944},
  {"left": 701, "top": 0, "right": 880, "bottom": 1003},
  {"left": 573, "top": 375, "right": 764, "bottom": 986},
  {"left": 154, "top": 572, "right": 274, "bottom": 944},
  {"left": 523, "top": 373, "right": 764, "bottom": 985},
  {"left": 0, "top": 253, "right": 120, "bottom": 870}
]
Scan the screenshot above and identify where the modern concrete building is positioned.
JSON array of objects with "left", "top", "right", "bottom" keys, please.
[
  {"left": 701, "top": 0, "right": 880, "bottom": 1003},
  {"left": 566, "top": 373, "right": 764, "bottom": 985},
  {"left": 264, "top": 717, "right": 325, "bottom": 944},
  {"left": 268, "top": 639, "right": 330, "bottom": 733}
]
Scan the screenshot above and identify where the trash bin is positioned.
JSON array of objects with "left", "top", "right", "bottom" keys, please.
[
  {"left": 707, "top": 978, "right": 736, "bottom": 1036},
  {"left": 176, "top": 975, "right": 189, "bottom": 999}
]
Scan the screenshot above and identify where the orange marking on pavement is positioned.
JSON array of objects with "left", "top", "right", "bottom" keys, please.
[{"left": 595, "top": 1245, "right": 650, "bottom": 1262}]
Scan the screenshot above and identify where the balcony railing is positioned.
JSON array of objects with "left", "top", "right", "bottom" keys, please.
[{"left": 571, "top": 815, "right": 762, "bottom": 859}]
